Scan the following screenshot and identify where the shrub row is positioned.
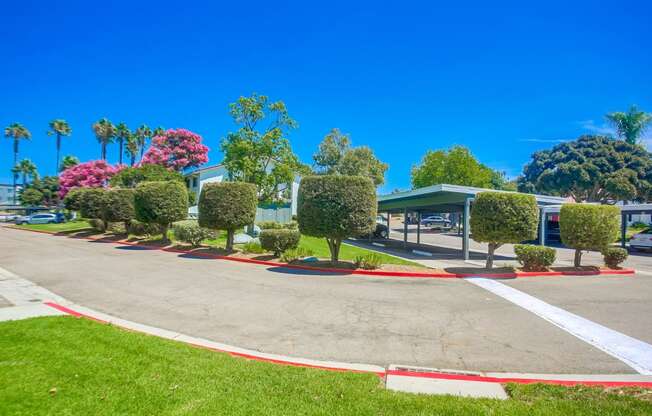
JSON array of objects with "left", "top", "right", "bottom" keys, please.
[{"left": 259, "top": 229, "right": 300, "bottom": 256}]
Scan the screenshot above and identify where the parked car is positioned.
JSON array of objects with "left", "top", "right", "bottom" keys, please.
[
  {"left": 420, "top": 215, "right": 451, "bottom": 229},
  {"left": 629, "top": 228, "right": 652, "bottom": 251},
  {"left": 0, "top": 213, "right": 20, "bottom": 222},
  {"left": 14, "top": 213, "right": 60, "bottom": 225}
]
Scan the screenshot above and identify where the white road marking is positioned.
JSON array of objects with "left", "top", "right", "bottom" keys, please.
[{"left": 466, "top": 277, "right": 652, "bottom": 375}]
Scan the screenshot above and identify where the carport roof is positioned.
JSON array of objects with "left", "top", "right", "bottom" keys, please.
[{"left": 378, "top": 184, "right": 567, "bottom": 213}]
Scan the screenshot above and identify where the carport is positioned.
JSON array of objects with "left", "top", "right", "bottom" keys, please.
[{"left": 377, "top": 184, "right": 567, "bottom": 260}]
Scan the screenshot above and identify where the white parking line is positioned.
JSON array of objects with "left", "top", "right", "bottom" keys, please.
[{"left": 465, "top": 277, "right": 652, "bottom": 375}]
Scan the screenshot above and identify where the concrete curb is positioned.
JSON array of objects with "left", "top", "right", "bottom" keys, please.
[{"left": 8, "top": 226, "right": 636, "bottom": 279}]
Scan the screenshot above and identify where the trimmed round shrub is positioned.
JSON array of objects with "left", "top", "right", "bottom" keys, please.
[
  {"left": 103, "top": 188, "right": 135, "bottom": 231},
  {"left": 127, "top": 219, "right": 161, "bottom": 236},
  {"left": 134, "top": 181, "right": 188, "bottom": 243},
  {"left": 63, "top": 188, "right": 87, "bottom": 211},
  {"left": 79, "top": 188, "right": 108, "bottom": 229},
  {"left": 172, "top": 220, "right": 216, "bottom": 247},
  {"left": 470, "top": 192, "right": 539, "bottom": 269},
  {"left": 298, "top": 175, "right": 376, "bottom": 262},
  {"left": 560, "top": 204, "right": 620, "bottom": 267},
  {"left": 259, "top": 229, "right": 300, "bottom": 256},
  {"left": 198, "top": 182, "right": 257, "bottom": 251},
  {"left": 602, "top": 247, "right": 628, "bottom": 269},
  {"left": 514, "top": 245, "right": 556, "bottom": 271}
]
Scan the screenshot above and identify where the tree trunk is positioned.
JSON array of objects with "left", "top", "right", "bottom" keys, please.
[
  {"left": 13, "top": 145, "right": 18, "bottom": 204},
  {"left": 485, "top": 242, "right": 501, "bottom": 269},
  {"left": 118, "top": 138, "right": 123, "bottom": 165},
  {"left": 56, "top": 134, "right": 61, "bottom": 173},
  {"left": 226, "top": 229, "right": 235, "bottom": 252},
  {"left": 574, "top": 249, "right": 582, "bottom": 267},
  {"left": 130, "top": 154, "right": 135, "bottom": 166},
  {"left": 160, "top": 224, "right": 170, "bottom": 244},
  {"left": 101, "top": 142, "right": 106, "bottom": 160},
  {"left": 327, "top": 238, "right": 341, "bottom": 263}
]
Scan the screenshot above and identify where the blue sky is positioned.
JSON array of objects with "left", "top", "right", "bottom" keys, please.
[{"left": 1, "top": 0, "right": 651, "bottom": 193}]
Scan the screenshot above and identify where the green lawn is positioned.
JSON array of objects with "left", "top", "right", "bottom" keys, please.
[
  {"left": 1, "top": 317, "right": 649, "bottom": 415},
  {"left": 14, "top": 219, "right": 92, "bottom": 233}
]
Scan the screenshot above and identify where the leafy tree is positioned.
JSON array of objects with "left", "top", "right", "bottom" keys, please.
[
  {"left": 298, "top": 175, "right": 376, "bottom": 262},
  {"left": 142, "top": 128, "right": 209, "bottom": 171},
  {"left": 134, "top": 181, "right": 188, "bottom": 243},
  {"left": 58, "top": 160, "right": 121, "bottom": 199},
  {"left": 605, "top": 105, "right": 652, "bottom": 145},
  {"left": 63, "top": 187, "right": 87, "bottom": 211},
  {"left": 517, "top": 135, "right": 652, "bottom": 202},
  {"left": 79, "top": 188, "right": 109, "bottom": 224},
  {"left": 19, "top": 188, "right": 44, "bottom": 206},
  {"left": 221, "top": 93, "right": 306, "bottom": 203},
  {"left": 560, "top": 204, "right": 620, "bottom": 267},
  {"left": 103, "top": 188, "right": 136, "bottom": 231},
  {"left": 21, "top": 176, "right": 60, "bottom": 206},
  {"left": 411, "top": 146, "right": 499, "bottom": 189},
  {"left": 125, "top": 133, "right": 139, "bottom": 166},
  {"left": 60, "top": 155, "right": 79, "bottom": 171},
  {"left": 470, "top": 192, "right": 539, "bottom": 269},
  {"left": 4, "top": 122, "right": 31, "bottom": 204},
  {"left": 12, "top": 159, "right": 38, "bottom": 187},
  {"left": 312, "top": 128, "right": 388, "bottom": 186},
  {"left": 198, "top": 182, "right": 258, "bottom": 251},
  {"left": 47, "top": 119, "right": 72, "bottom": 173},
  {"left": 110, "top": 164, "right": 183, "bottom": 188},
  {"left": 115, "top": 122, "right": 131, "bottom": 165},
  {"left": 92, "top": 118, "right": 116, "bottom": 160}
]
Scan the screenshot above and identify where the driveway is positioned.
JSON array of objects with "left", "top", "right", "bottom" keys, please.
[{"left": 1, "top": 226, "right": 651, "bottom": 374}]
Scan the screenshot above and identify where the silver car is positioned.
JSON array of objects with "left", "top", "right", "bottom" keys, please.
[{"left": 15, "top": 213, "right": 58, "bottom": 225}]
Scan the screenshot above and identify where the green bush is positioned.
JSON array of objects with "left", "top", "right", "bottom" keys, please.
[
  {"left": 103, "top": 188, "right": 135, "bottom": 232},
  {"left": 134, "top": 181, "right": 188, "bottom": 243},
  {"left": 172, "top": 220, "right": 216, "bottom": 247},
  {"left": 298, "top": 175, "right": 376, "bottom": 262},
  {"left": 79, "top": 188, "right": 108, "bottom": 231},
  {"left": 354, "top": 253, "right": 383, "bottom": 270},
  {"left": 127, "top": 219, "right": 161, "bottom": 236},
  {"left": 110, "top": 164, "right": 184, "bottom": 188},
  {"left": 241, "top": 242, "right": 265, "bottom": 254},
  {"left": 89, "top": 218, "right": 105, "bottom": 232},
  {"left": 514, "top": 245, "right": 556, "bottom": 271},
  {"left": 257, "top": 221, "right": 284, "bottom": 230},
  {"left": 602, "top": 247, "right": 628, "bottom": 269},
  {"left": 198, "top": 182, "right": 257, "bottom": 251},
  {"left": 63, "top": 188, "right": 87, "bottom": 211},
  {"left": 259, "top": 229, "right": 300, "bottom": 256},
  {"left": 560, "top": 204, "right": 620, "bottom": 267},
  {"left": 470, "top": 192, "right": 539, "bottom": 268},
  {"left": 280, "top": 247, "right": 314, "bottom": 263}
]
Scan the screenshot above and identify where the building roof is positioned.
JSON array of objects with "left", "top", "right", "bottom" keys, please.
[
  {"left": 378, "top": 184, "right": 567, "bottom": 213},
  {"left": 183, "top": 163, "right": 224, "bottom": 177}
]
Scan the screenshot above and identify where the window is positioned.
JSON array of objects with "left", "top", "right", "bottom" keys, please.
[{"left": 193, "top": 177, "right": 198, "bottom": 187}]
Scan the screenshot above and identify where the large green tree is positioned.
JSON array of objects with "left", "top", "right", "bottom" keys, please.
[
  {"left": 411, "top": 145, "right": 502, "bottom": 189},
  {"left": 12, "top": 159, "right": 38, "bottom": 188},
  {"left": 21, "top": 176, "right": 60, "bottom": 206},
  {"left": 606, "top": 105, "right": 652, "bottom": 145},
  {"left": 221, "top": 93, "right": 306, "bottom": 203},
  {"left": 47, "top": 119, "right": 72, "bottom": 173},
  {"left": 60, "top": 155, "right": 79, "bottom": 171},
  {"left": 312, "top": 128, "right": 388, "bottom": 186},
  {"left": 134, "top": 124, "right": 153, "bottom": 163},
  {"left": 92, "top": 118, "right": 116, "bottom": 160},
  {"left": 115, "top": 122, "right": 131, "bottom": 165},
  {"left": 517, "top": 135, "right": 652, "bottom": 202},
  {"left": 4, "top": 122, "right": 31, "bottom": 204}
]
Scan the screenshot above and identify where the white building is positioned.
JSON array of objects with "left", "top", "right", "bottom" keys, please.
[
  {"left": 184, "top": 164, "right": 300, "bottom": 222},
  {"left": 0, "top": 184, "right": 20, "bottom": 206}
]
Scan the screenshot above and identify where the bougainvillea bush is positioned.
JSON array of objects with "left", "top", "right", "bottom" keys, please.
[
  {"left": 141, "top": 129, "right": 209, "bottom": 171},
  {"left": 58, "top": 160, "right": 122, "bottom": 199}
]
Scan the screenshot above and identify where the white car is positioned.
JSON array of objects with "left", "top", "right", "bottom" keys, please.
[
  {"left": 15, "top": 213, "right": 58, "bottom": 225},
  {"left": 629, "top": 229, "right": 652, "bottom": 251},
  {"left": 420, "top": 215, "right": 452, "bottom": 229},
  {"left": 0, "top": 213, "right": 20, "bottom": 222}
]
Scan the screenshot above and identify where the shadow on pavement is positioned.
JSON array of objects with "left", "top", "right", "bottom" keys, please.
[{"left": 265, "top": 266, "right": 352, "bottom": 276}]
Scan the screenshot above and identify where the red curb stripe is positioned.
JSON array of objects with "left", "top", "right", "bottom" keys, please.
[
  {"left": 9, "top": 226, "right": 635, "bottom": 279},
  {"left": 386, "top": 370, "right": 652, "bottom": 388}
]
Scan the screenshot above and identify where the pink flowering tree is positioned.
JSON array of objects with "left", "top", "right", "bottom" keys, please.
[
  {"left": 141, "top": 128, "right": 209, "bottom": 171},
  {"left": 58, "top": 160, "right": 121, "bottom": 199}
]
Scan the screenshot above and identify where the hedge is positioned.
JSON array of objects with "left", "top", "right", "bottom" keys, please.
[
  {"left": 602, "top": 247, "right": 628, "bottom": 269},
  {"left": 134, "top": 181, "right": 188, "bottom": 243},
  {"left": 559, "top": 204, "right": 620, "bottom": 267},
  {"left": 63, "top": 188, "right": 88, "bottom": 211},
  {"left": 79, "top": 188, "right": 108, "bottom": 232},
  {"left": 172, "top": 220, "right": 217, "bottom": 247},
  {"left": 298, "top": 175, "right": 376, "bottom": 262},
  {"left": 259, "top": 229, "right": 300, "bottom": 256},
  {"left": 127, "top": 219, "right": 161, "bottom": 236},
  {"left": 514, "top": 245, "right": 556, "bottom": 271},
  {"left": 198, "top": 182, "right": 257, "bottom": 251},
  {"left": 110, "top": 164, "right": 184, "bottom": 188},
  {"left": 470, "top": 192, "right": 539, "bottom": 268},
  {"left": 103, "top": 188, "right": 135, "bottom": 231}
]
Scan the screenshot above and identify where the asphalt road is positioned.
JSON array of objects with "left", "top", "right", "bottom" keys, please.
[{"left": 1, "top": 226, "right": 650, "bottom": 374}]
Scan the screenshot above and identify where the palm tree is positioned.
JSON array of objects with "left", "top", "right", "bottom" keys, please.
[
  {"left": 60, "top": 155, "right": 79, "bottom": 171},
  {"left": 47, "top": 119, "right": 72, "bottom": 173},
  {"left": 125, "top": 133, "right": 139, "bottom": 166},
  {"left": 115, "top": 122, "right": 131, "bottom": 165},
  {"left": 134, "top": 124, "right": 153, "bottom": 162},
  {"left": 4, "top": 123, "right": 31, "bottom": 204},
  {"left": 606, "top": 105, "right": 652, "bottom": 145},
  {"left": 13, "top": 159, "right": 38, "bottom": 188},
  {"left": 92, "top": 118, "right": 116, "bottom": 160}
]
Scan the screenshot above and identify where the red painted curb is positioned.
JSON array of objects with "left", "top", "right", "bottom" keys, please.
[
  {"left": 9, "top": 226, "right": 635, "bottom": 279},
  {"left": 386, "top": 369, "right": 652, "bottom": 388}
]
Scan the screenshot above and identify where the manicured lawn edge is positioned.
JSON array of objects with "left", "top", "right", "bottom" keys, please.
[{"left": 8, "top": 225, "right": 636, "bottom": 279}]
